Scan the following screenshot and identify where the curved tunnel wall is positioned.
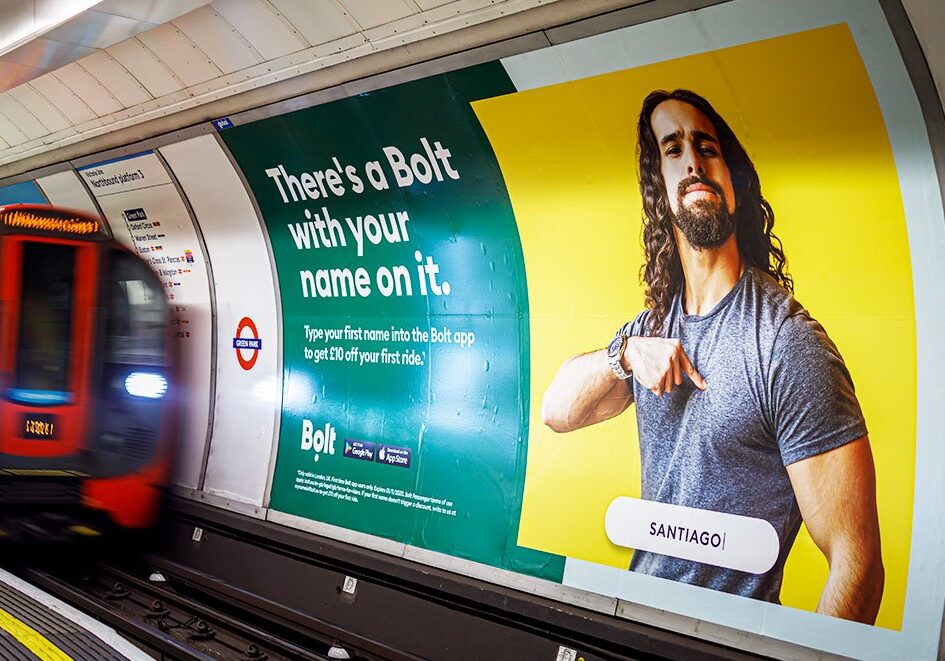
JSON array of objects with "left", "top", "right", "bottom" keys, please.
[
  {"left": 1, "top": 0, "right": 944, "bottom": 659},
  {"left": 158, "top": 135, "right": 281, "bottom": 505}
]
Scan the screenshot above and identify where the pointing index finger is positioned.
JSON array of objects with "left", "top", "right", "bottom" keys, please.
[{"left": 678, "top": 348, "right": 707, "bottom": 390}]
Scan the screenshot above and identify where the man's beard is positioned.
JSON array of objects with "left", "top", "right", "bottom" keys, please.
[{"left": 672, "top": 176, "right": 735, "bottom": 249}]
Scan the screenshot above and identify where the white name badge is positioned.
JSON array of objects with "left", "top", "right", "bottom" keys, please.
[{"left": 605, "top": 497, "right": 779, "bottom": 574}]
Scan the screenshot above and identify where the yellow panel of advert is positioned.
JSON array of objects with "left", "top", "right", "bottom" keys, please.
[{"left": 474, "top": 24, "right": 914, "bottom": 629}]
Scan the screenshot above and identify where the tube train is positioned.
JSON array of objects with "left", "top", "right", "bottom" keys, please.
[{"left": 0, "top": 204, "right": 176, "bottom": 541}]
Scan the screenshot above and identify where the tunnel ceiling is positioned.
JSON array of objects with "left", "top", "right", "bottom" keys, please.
[
  {"left": 0, "top": 0, "right": 939, "bottom": 179},
  {"left": 0, "top": 0, "right": 576, "bottom": 171},
  {"left": 0, "top": 1, "right": 215, "bottom": 92}
]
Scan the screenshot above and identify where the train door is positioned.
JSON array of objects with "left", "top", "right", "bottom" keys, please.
[{"left": 0, "top": 236, "right": 98, "bottom": 459}]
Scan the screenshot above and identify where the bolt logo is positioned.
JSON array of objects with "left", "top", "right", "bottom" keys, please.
[
  {"left": 301, "top": 420, "right": 336, "bottom": 461},
  {"left": 233, "top": 316, "right": 262, "bottom": 370}
]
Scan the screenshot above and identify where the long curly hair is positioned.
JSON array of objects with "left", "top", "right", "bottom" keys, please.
[{"left": 637, "top": 89, "right": 792, "bottom": 335}]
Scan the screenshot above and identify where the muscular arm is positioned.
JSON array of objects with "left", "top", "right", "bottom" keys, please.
[
  {"left": 541, "top": 337, "right": 706, "bottom": 433},
  {"left": 786, "top": 436, "right": 884, "bottom": 623},
  {"left": 540, "top": 348, "right": 633, "bottom": 433}
]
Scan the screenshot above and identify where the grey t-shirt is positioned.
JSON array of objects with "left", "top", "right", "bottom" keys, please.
[{"left": 625, "top": 267, "right": 867, "bottom": 602}]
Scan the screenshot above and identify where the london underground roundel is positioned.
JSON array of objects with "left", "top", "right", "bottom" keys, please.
[{"left": 233, "top": 316, "right": 262, "bottom": 371}]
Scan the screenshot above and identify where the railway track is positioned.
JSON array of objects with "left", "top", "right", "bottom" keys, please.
[
  {"left": 19, "top": 559, "right": 364, "bottom": 661},
  {"left": 0, "top": 497, "right": 760, "bottom": 661}
]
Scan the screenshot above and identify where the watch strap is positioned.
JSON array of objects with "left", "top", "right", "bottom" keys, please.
[{"left": 608, "top": 333, "right": 632, "bottom": 380}]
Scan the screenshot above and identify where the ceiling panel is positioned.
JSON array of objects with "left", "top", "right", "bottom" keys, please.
[
  {"left": 32, "top": 0, "right": 102, "bottom": 27},
  {"left": 0, "top": 60, "right": 44, "bottom": 90},
  {"left": 414, "top": 0, "right": 496, "bottom": 19},
  {"left": 0, "top": 93, "right": 46, "bottom": 139},
  {"left": 210, "top": 0, "right": 306, "bottom": 60},
  {"left": 307, "top": 32, "right": 368, "bottom": 59},
  {"left": 413, "top": 0, "right": 458, "bottom": 9},
  {"left": 43, "top": 10, "right": 154, "bottom": 50},
  {"left": 363, "top": 0, "right": 493, "bottom": 41},
  {"left": 173, "top": 7, "right": 263, "bottom": 74},
  {"left": 94, "top": 0, "right": 215, "bottom": 25},
  {"left": 137, "top": 23, "right": 222, "bottom": 86},
  {"left": 78, "top": 50, "right": 153, "bottom": 108},
  {"left": 54, "top": 62, "right": 123, "bottom": 115},
  {"left": 2, "top": 1, "right": 101, "bottom": 54},
  {"left": 0, "top": 1, "right": 219, "bottom": 95},
  {"left": 268, "top": 0, "right": 358, "bottom": 46},
  {"left": 339, "top": 0, "right": 417, "bottom": 30},
  {"left": 0, "top": 109, "right": 28, "bottom": 146},
  {"left": 1, "top": 36, "right": 98, "bottom": 68},
  {"left": 6, "top": 83, "right": 69, "bottom": 132},
  {"left": 107, "top": 38, "right": 184, "bottom": 98},
  {"left": 29, "top": 72, "right": 96, "bottom": 125}
]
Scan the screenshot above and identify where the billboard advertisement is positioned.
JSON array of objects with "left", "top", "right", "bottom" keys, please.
[
  {"left": 491, "top": 21, "right": 909, "bottom": 624},
  {"left": 220, "top": 0, "right": 945, "bottom": 657},
  {"left": 221, "top": 64, "right": 563, "bottom": 578}
]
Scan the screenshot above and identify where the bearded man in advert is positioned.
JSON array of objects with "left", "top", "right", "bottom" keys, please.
[{"left": 541, "top": 89, "right": 884, "bottom": 623}]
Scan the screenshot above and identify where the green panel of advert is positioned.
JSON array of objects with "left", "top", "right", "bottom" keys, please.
[{"left": 221, "top": 62, "right": 564, "bottom": 582}]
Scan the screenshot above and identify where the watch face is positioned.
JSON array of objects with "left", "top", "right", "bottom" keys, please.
[{"left": 607, "top": 334, "right": 624, "bottom": 358}]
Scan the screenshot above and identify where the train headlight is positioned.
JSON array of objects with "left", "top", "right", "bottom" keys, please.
[{"left": 125, "top": 372, "right": 167, "bottom": 399}]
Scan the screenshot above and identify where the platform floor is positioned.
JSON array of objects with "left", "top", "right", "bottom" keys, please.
[{"left": 0, "top": 568, "right": 145, "bottom": 660}]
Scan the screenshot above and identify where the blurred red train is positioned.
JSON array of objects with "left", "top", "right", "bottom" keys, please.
[{"left": 0, "top": 204, "right": 176, "bottom": 540}]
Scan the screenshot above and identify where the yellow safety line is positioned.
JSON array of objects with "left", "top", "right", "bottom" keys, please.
[{"left": 0, "top": 606, "right": 73, "bottom": 660}]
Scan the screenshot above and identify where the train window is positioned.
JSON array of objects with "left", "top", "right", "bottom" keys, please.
[
  {"left": 104, "top": 252, "right": 166, "bottom": 365},
  {"left": 15, "top": 242, "right": 75, "bottom": 392}
]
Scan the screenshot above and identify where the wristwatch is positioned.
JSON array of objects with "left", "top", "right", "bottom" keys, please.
[{"left": 607, "top": 327, "right": 632, "bottom": 380}]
